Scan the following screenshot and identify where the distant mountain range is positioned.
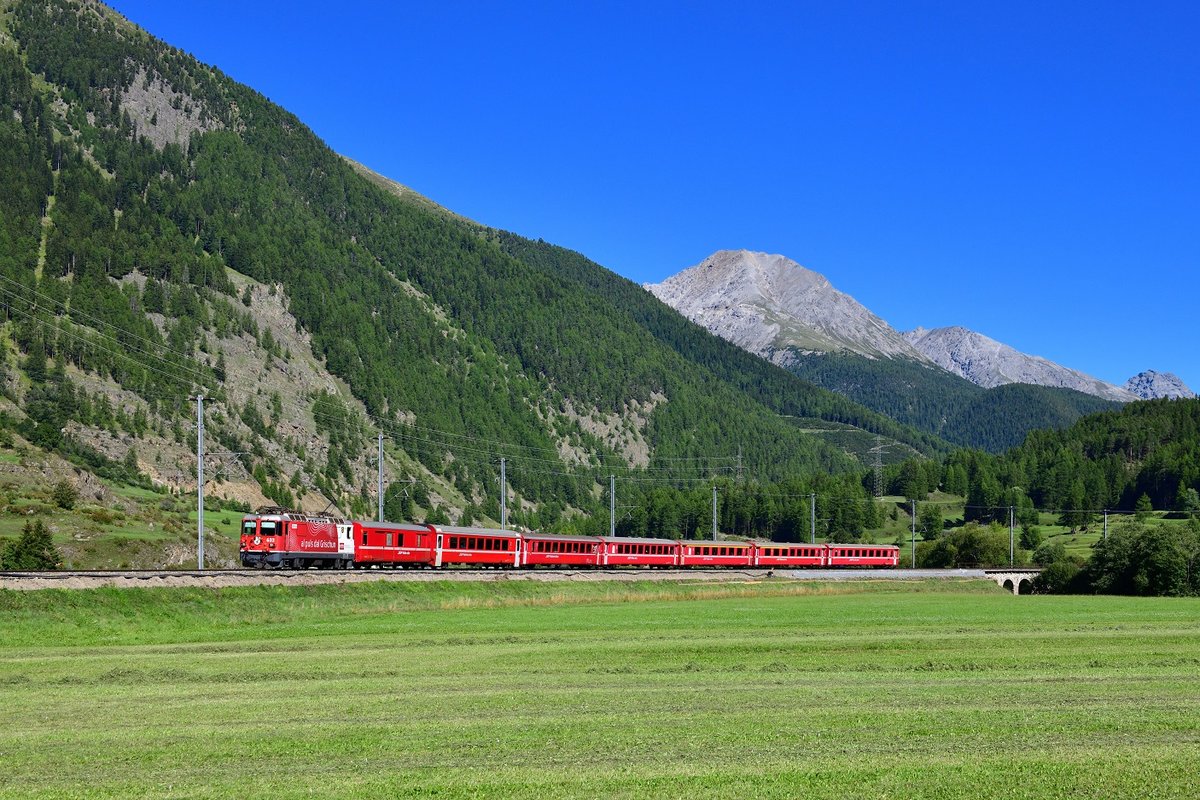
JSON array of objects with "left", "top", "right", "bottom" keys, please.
[
  {"left": 648, "top": 250, "right": 1192, "bottom": 403},
  {"left": 647, "top": 250, "right": 1193, "bottom": 450}
]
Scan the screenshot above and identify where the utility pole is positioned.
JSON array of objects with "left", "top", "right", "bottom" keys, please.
[
  {"left": 810, "top": 493, "right": 816, "bottom": 544},
  {"left": 910, "top": 499, "right": 916, "bottom": 569},
  {"left": 1103, "top": 509, "right": 1108, "bottom": 541},
  {"left": 712, "top": 485, "right": 718, "bottom": 541},
  {"left": 609, "top": 475, "right": 616, "bottom": 537},
  {"left": 377, "top": 433, "right": 384, "bottom": 522},
  {"left": 194, "top": 395, "right": 205, "bottom": 571},
  {"left": 1009, "top": 506, "right": 1015, "bottom": 566},
  {"left": 500, "top": 458, "right": 507, "bottom": 529},
  {"left": 736, "top": 446, "right": 744, "bottom": 483}
]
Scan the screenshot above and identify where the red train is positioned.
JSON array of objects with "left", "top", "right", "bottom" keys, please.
[{"left": 240, "top": 509, "right": 900, "bottom": 570}]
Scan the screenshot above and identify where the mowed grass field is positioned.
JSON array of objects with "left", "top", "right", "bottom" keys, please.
[{"left": 1, "top": 579, "right": 1198, "bottom": 799}]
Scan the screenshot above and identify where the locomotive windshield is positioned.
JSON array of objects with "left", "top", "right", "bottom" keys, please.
[{"left": 242, "top": 520, "right": 257, "bottom": 537}]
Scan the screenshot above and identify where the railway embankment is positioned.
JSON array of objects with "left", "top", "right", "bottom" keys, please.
[{"left": 0, "top": 567, "right": 990, "bottom": 591}]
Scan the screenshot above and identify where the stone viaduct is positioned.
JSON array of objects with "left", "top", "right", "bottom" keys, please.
[{"left": 984, "top": 569, "right": 1042, "bottom": 595}]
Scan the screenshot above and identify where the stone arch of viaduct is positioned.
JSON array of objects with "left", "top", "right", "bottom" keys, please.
[{"left": 983, "top": 569, "right": 1042, "bottom": 595}]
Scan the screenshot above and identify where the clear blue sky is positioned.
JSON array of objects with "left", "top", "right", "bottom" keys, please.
[{"left": 108, "top": 1, "right": 1199, "bottom": 391}]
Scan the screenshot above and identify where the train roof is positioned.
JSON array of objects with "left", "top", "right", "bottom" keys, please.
[
  {"left": 429, "top": 525, "right": 522, "bottom": 537},
  {"left": 598, "top": 536, "right": 680, "bottom": 546},
  {"left": 353, "top": 520, "right": 433, "bottom": 531},
  {"left": 243, "top": 510, "right": 343, "bottom": 523},
  {"left": 522, "top": 532, "right": 603, "bottom": 542}
]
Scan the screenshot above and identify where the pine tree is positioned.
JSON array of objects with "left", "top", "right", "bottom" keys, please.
[{"left": 2, "top": 519, "right": 62, "bottom": 569}]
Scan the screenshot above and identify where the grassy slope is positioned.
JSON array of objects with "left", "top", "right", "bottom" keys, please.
[{"left": 2, "top": 581, "right": 1198, "bottom": 798}]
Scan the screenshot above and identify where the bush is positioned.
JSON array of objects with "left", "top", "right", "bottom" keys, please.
[
  {"left": 52, "top": 479, "right": 78, "bottom": 510},
  {"left": 1020, "top": 525, "right": 1042, "bottom": 551},
  {"left": 1033, "top": 559, "right": 1084, "bottom": 594},
  {"left": 1081, "top": 519, "right": 1200, "bottom": 596},
  {"left": 1032, "top": 541, "right": 1067, "bottom": 566},
  {"left": 916, "top": 522, "right": 1016, "bottom": 568}
]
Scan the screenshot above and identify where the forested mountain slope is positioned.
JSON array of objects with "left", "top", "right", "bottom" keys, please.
[
  {"left": 782, "top": 351, "right": 1119, "bottom": 452},
  {"left": 1002, "top": 397, "right": 1200, "bottom": 514},
  {"left": 939, "top": 397, "right": 1200, "bottom": 537},
  {"left": 0, "top": 0, "right": 941, "bottom": 533}
]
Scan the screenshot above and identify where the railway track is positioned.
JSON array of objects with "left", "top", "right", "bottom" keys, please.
[{"left": 1, "top": 567, "right": 988, "bottom": 590}]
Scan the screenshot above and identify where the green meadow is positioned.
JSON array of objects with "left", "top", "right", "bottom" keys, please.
[{"left": 1, "top": 580, "right": 1198, "bottom": 798}]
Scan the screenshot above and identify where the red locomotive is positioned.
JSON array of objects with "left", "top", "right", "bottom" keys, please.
[
  {"left": 239, "top": 508, "right": 354, "bottom": 569},
  {"left": 239, "top": 509, "right": 900, "bottom": 570}
]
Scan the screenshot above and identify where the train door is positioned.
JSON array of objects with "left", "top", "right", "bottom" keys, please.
[
  {"left": 338, "top": 523, "right": 354, "bottom": 566},
  {"left": 435, "top": 534, "right": 443, "bottom": 567}
]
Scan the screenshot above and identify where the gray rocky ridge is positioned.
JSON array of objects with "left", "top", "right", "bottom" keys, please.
[
  {"left": 648, "top": 249, "right": 1184, "bottom": 406},
  {"left": 903, "top": 326, "right": 1138, "bottom": 402}
]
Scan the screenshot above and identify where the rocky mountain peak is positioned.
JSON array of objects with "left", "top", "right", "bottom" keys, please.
[
  {"left": 645, "top": 250, "right": 926, "bottom": 364},
  {"left": 1124, "top": 370, "right": 1196, "bottom": 400}
]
